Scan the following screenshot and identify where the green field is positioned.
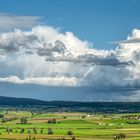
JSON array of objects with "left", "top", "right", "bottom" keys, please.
[{"left": 0, "top": 109, "right": 140, "bottom": 140}]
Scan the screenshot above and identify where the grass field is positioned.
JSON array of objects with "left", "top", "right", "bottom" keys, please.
[{"left": 0, "top": 109, "right": 140, "bottom": 140}]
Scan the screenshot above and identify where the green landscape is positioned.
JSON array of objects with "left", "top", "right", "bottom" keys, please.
[
  {"left": 0, "top": 107, "right": 140, "bottom": 140},
  {"left": 1, "top": 0, "right": 140, "bottom": 140}
]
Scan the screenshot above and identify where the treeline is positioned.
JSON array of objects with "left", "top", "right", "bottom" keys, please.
[{"left": 0, "top": 96, "right": 140, "bottom": 113}]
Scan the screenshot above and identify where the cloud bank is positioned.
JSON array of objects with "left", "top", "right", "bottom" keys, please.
[{"left": 0, "top": 25, "right": 139, "bottom": 89}]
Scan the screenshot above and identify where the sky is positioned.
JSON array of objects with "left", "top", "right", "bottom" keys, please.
[{"left": 0, "top": 0, "right": 140, "bottom": 101}]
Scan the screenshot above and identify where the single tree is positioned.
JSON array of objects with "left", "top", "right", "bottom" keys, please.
[
  {"left": 67, "top": 130, "right": 73, "bottom": 136},
  {"left": 48, "top": 128, "right": 53, "bottom": 134},
  {"left": 27, "top": 129, "right": 31, "bottom": 134},
  {"left": 33, "top": 128, "right": 37, "bottom": 134},
  {"left": 40, "top": 128, "right": 43, "bottom": 134},
  {"left": 20, "top": 128, "right": 25, "bottom": 133},
  {"left": 20, "top": 117, "right": 27, "bottom": 124}
]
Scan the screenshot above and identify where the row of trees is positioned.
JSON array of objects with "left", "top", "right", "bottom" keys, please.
[
  {"left": 1, "top": 117, "right": 26, "bottom": 124},
  {"left": 5, "top": 127, "right": 74, "bottom": 136},
  {"left": 25, "top": 135, "right": 76, "bottom": 140},
  {"left": 2, "top": 117, "right": 18, "bottom": 123},
  {"left": 114, "top": 133, "right": 126, "bottom": 140}
]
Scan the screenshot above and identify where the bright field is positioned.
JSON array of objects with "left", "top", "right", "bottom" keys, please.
[{"left": 0, "top": 110, "right": 140, "bottom": 140}]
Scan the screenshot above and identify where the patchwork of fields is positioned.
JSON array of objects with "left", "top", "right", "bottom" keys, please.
[{"left": 0, "top": 109, "right": 140, "bottom": 140}]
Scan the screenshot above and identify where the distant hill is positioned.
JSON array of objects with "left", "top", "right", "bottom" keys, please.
[
  {"left": 0, "top": 96, "right": 140, "bottom": 113},
  {"left": 0, "top": 96, "right": 48, "bottom": 106}
]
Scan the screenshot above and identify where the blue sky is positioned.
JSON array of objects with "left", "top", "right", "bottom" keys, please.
[
  {"left": 0, "top": 0, "right": 140, "bottom": 101},
  {"left": 0, "top": 0, "right": 140, "bottom": 49}
]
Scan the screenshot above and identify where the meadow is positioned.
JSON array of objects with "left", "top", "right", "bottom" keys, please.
[{"left": 0, "top": 108, "right": 140, "bottom": 140}]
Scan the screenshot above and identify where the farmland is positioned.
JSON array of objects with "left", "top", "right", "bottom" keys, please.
[{"left": 0, "top": 108, "right": 140, "bottom": 140}]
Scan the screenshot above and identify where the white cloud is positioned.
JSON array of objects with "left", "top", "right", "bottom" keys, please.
[
  {"left": 0, "top": 25, "right": 92, "bottom": 86},
  {"left": 0, "top": 76, "right": 78, "bottom": 86},
  {"left": 0, "top": 25, "right": 140, "bottom": 91},
  {"left": 0, "top": 13, "right": 41, "bottom": 31}
]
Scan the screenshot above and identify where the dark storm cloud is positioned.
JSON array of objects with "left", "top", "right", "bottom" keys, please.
[{"left": 46, "top": 52, "right": 131, "bottom": 66}]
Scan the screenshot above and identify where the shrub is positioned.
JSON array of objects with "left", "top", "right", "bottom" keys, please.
[
  {"left": 63, "top": 116, "right": 67, "bottom": 119},
  {"left": 47, "top": 119, "right": 56, "bottom": 124},
  {"left": 67, "top": 130, "right": 73, "bottom": 136},
  {"left": 20, "top": 128, "right": 25, "bottom": 133},
  {"left": 2, "top": 118, "right": 6, "bottom": 123},
  {"left": 72, "top": 136, "right": 76, "bottom": 140}
]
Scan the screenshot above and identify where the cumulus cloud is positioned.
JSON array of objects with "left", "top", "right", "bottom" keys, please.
[
  {"left": 0, "top": 25, "right": 91, "bottom": 86},
  {"left": 111, "top": 29, "right": 140, "bottom": 44},
  {"left": 0, "top": 24, "right": 140, "bottom": 93},
  {"left": 37, "top": 40, "right": 66, "bottom": 56}
]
